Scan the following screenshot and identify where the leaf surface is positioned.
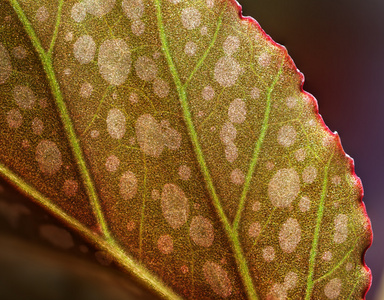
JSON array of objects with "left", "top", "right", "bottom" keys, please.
[{"left": 0, "top": 0, "right": 371, "bottom": 299}]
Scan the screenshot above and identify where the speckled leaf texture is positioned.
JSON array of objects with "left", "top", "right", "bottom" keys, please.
[{"left": 0, "top": 0, "right": 372, "bottom": 299}]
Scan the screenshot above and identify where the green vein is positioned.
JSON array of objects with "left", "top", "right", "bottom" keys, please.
[
  {"left": 9, "top": 0, "right": 112, "bottom": 240},
  {"left": 233, "top": 62, "right": 283, "bottom": 232},
  {"left": 313, "top": 239, "right": 357, "bottom": 284},
  {"left": 0, "top": 163, "right": 182, "bottom": 300},
  {"left": 154, "top": 1, "right": 258, "bottom": 299},
  {"left": 48, "top": 0, "right": 64, "bottom": 57},
  {"left": 305, "top": 154, "right": 333, "bottom": 300},
  {"left": 183, "top": 9, "right": 224, "bottom": 87}
]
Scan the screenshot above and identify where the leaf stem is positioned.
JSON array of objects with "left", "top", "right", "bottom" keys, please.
[
  {"left": 154, "top": 1, "right": 258, "bottom": 299},
  {"left": 48, "top": 0, "right": 64, "bottom": 57},
  {"left": 9, "top": 0, "right": 112, "bottom": 241}
]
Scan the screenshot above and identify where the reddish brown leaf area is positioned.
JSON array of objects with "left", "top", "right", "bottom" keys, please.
[{"left": 0, "top": 0, "right": 371, "bottom": 299}]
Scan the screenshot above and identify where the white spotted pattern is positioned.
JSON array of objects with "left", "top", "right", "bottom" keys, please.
[
  {"left": 324, "top": 278, "right": 342, "bottom": 299},
  {"left": 71, "top": 3, "right": 87, "bottom": 22},
  {"left": 334, "top": 214, "right": 348, "bottom": 243},
  {"left": 157, "top": 234, "right": 173, "bottom": 254},
  {"left": 228, "top": 98, "right": 246, "bottom": 124},
  {"left": 189, "top": 215, "right": 214, "bottom": 247},
  {"left": 83, "top": 0, "right": 116, "bottom": 17},
  {"left": 299, "top": 196, "right": 311, "bottom": 212},
  {"left": 161, "top": 183, "right": 189, "bottom": 229},
  {"left": 98, "top": 39, "right": 131, "bottom": 86},
  {"left": 63, "top": 179, "right": 78, "bottom": 197},
  {"left": 105, "top": 155, "right": 120, "bottom": 172},
  {"left": 302, "top": 165, "right": 317, "bottom": 184},
  {"left": 203, "top": 261, "right": 232, "bottom": 297},
  {"left": 0, "top": 43, "right": 12, "bottom": 84},
  {"left": 230, "top": 168, "right": 245, "bottom": 185},
  {"left": 6, "top": 109, "right": 23, "bottom": 128},
  {"left": 122, "top": 0, "right": 144, "bottom": 19},
  {"left": 119, "top": 171, "right": 138, "bottom": 200},
  {"left": 13, "top": 86, "right": 36, "bottom": 109},
  {"left": 32, "top": 117, "right": 44, "bottom": 135},
  {"left": 181, "top": 7, "right": 201, "bottom": 30},
  {"left": 262, "top": 246, "right": 275, "bottom": 262},
  {"left": 202, "top": 86, "right": 215, "bottom": 101},
  {"left": 278, "top": 125, "right": 296, "bottom": 147},
  {"left": 223, "top": 36, "right": 240, "bottom": 56},
  {"left": 268, "top": 168, "right": 300, "bottom": 208},
  {"left": 248, "top": 222, "right": 261, "bottom": 238},
  {"left": 279, "top": 218, "right": 301, "bottom": 253},
  {"left": 80, "top": 82, "right": 93, "bottom": 98},
  {"left": 178, "top": 165, "right": 191, "bottom": 180},
  {"left": 36, "top": 6, "right": 49, "bottom": 23},
  {"left": 106, "top": 108, "right": 126, "bottom": 139},
  {"left": 153, "top": 78, "right": 169, "bottom": 98},
  {"left": 135, "top": 56, "right": 158, "bottom": 81},
  {"left": 184, "top": 41, "right": 198, "bottom": 56},
  {"left": 74, "top": 35, "right": 96, "bottom": 64},
  {"left": 214, "top": 56, "right": 241, "bottom": 87},
  {"left": 35, "top": 140, "right": 62, "bottom": 175}
]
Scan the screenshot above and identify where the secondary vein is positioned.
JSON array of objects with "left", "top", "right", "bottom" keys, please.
[
  {"left": 232, "top": 61, "right": 284, "bottom": 232},
  {"left": 154, "top": 1, "right": 258, "bottom": 299},
  {"left": 305, "top": 154, "right": 333, "bottom": 299}
]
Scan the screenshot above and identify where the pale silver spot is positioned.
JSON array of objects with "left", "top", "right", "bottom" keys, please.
[
  {"left": 74, "top": 35, "right": 96, "bottom": 64},
  {"left": 189, "top": 215, "right": 214, "bottom": 247},
  {"left": 65, "top": 31, "right": 74, "bottom": 42},
  {"left": 129, "top": 92, "right": 139, "bottom": 103},
  {"left": 151, "top": 189, "right": 160, "bottom": 200},
  {"left": 163, "top": 126, "right": 182, "bottom": 150},
  {"left": 36, "top": 6, "right": 49, "bottom": 23},
  {"left": 106, "top": 108, "right": 126, "bottom": 139},
  {"left": 136, "top": 114, "right": 164, "bottom": 157},
  {"left": 214, "top": 56, "right": 241, "bottom": 87},
  {"left": 83, "top": 0, "right": 116, "bottom": 17},
  {"left": 258, "top": 52, "right": 271, "bottom": 67},
  {"left": 248, "top": 222, "right": 261, "bottom": 238},
  {"left": 332, "top": 175, "right": 342, "bottom": 185},
  {"left": 322, "top": 251, "right": 332, "bottom": 261},
  {"left": 334, "top": 214, "right": 348, "bottom": 244},
  {"left": 223, "top": 36, "right": 240, "bottom": 56},
  {"left": 178, "top": 165, "right": 191, "bottom": 180},
  {"left": 185, "top": 41, "right": 198, "bottom": 56},
  {"left": 252, "top": 201, "right": 261, "bottom": 211},
  {"left": 119, "top": 171, "right": 138, "bottom": 200},
  {"left": 40, "top": 225, "right": 74, "bottom": 249},
  {"left": 105, "top": 155, "right": 120, "bottom": 172},
  {"left": 268, "top": 168, "right": 300, "bottom": 208},
  {"left": 202, "top": 86, "right": 215, "bottom": 101},
  {"left": 153, "top": 78, "right": 169, "bottom": 98},
  {"left": 263, "top": 246, "right": 275, "bottom": 262},
  {"left": 122, "top": 0, "right": 144, "bottom": 19},
  {"left": 13, "top": 85, "right": 36, "bottom": 109},
  {"left": 63, "top": 179, "right": 78, "bottom": 197},
  {"left": 230, "top": 168, "right": 245, "bottom": 185},
  {"left": 220, "top": 121, "right": 236, "bottom": 144},
  {"left": 71, "top": 2, "right": 87, "bottom": 22},
  {"left": 157, "top": 234, "right": 173, "bottom": 254},
  {"left": 131, "top": 20, "right": 145, "bottom": 36},
  {"left": 225, "top": 142, "right": 238, "bottom": 163},
  {"left": 206, "top": 0, "right": 214, "bottom": 8},
  {"left": 324, "top": 278, "right": 342, "bottom": 299},
  {"left": 295, "top": 148, "right": 306, "bottom": 162},
  {"left": 278, "top": 125, "right": 297, "bottom": 147},
  {"left": 98, "top": 39, "right": 131, "bottom": 86},
  {"left": 0, "top": 43, "right": 12, "bottom": 84},
  {"left": 228, "top": 98, "right": 246, "bottom": 124},
  {"left": 250, "top": 87, "right": 260, "bottom": 99},
  {"left": 284, "top": 272, "right": 298, "bottom": 290},
  {"left": 269, "top": 283, "right": 286, "bottom": 299},
  {"left": 203, "top": 261, "right": 232, "bottom": 297},
  {"left": 279, "top": 218, "right": 301, "bottom": 253},
  {"left": 32, "top": 117, "right": 44, "bottom": 135},
  {"left": 12, "top": 46, "right": 27, "bottom": 60},
  {"left": 6, "top": 109, "right": 22, "bottom": 128},
  {"left": 80, "top": 82, "right": 93, "bottom": 98},
  {"left": 181, "top": 7, "right": 201, "bottom": 30},
  {"left": 302, "top": 165, "right": 317, "bottom": 184},
  {"left": 90, "top": 130, "right": 99, "bottom": 138},
  {"left": 63, "top": 68, "right": 71, "bottom": 76},
  {"left": 135, "top": 56, "right": 157, "bottom": 81},
  {"left": 35, "top": 140, "right": 62, "bottom": 175},
  {"left": 161, "top": 183, "right": 189, "bottom": 229},
  {"left": 286, "top": 96, "right": 298, "bottom": 108},
  {"left": 299, "top": 196, "right": 311, "bottom": 212},
  {"left": 200, "top": 26, "right": 208, "bottom": 35}
]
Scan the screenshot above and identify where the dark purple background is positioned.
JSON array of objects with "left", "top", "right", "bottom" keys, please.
[{"left": 240, "top": 0, "right": 384, "bottom": 298}]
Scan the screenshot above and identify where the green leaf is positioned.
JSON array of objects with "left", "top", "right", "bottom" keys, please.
[{"left": 0, "top": 0, "right": 371, "bottom": 299}]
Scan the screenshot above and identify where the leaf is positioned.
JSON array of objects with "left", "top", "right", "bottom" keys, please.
[{"left": 0, "top": 0, "right": 372, "bottom": 299}]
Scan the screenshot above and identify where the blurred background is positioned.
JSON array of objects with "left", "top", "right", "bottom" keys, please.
[
  {"left": 0, "top": 0, "right": 383, "bottom": 299},
  {"left": 240, "top": 0, "right": 384, "bottom": 299}
]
